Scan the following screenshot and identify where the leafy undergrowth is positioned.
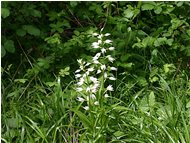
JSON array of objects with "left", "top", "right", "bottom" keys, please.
[
  {"left": 1, "top": 1, "right": 190, "bottom": 143},
  {"left": 2, "top": 68, "right": 190, "bottom": 143}
]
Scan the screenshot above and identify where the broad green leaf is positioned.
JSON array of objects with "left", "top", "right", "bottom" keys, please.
[
  {"left": 186, "top": 101, "right": 190, "bottom": 108},
  {"left": 59, "top": 67, "right": 70, "bottom": 77},
  {"left": 118, "top": 62, "right": 133, "bottom": 68},
  {"left": 112, "top": 106, "right": 130, "bottom": 111},
  {"left": 7, "top": 118, "right": 20, "bottom": 128},
  {"left": 176, "top": 1, "right": 183, "bottom": 7},
  {"left": 32, "top": 9, "right": 41, "bottom": 17},
  {"left": 187, "top": 29, "right": 190, "bottom": 37},
  {"left": 138, "top": 77, "right": 148, "bottom": 87},
  {"left": 139, "top": 97, "right": 149, "bottom": 112},
  {"left": 132, "top": 42, "right": 144, "bottom": 48},
  {"left": 149, "top": 91, "right": 155, "bottom": 107},
  {"left": 163, "top": 64, "right": 175, "bottom": 74},
  {"left": 1, "top": 8, "right": 10, "bottom": 18},
  {"left": 70, "top": 1, "right": 78, "bottom": 7},
  {"left": 4, "top": 40, "right": 15, "bottom": 53},
  {"left": 113, "top": 131, "right": 125, "bottom": 139},
  {"left": 16, "top": 29, "right": 26, "bottom": 37},
  {"left": 142, "top": 3, "right": 155, "bottom": 11},
  {"left": 151, "top": 49, "right": 158, "bottom": 56},
  {"left": 137, "top": 30, "right": 148, "bottom": 36},
  {"left": 23, "top": 25, "right": 40, "bottom": 36},
  {"left": 142, "top": 36, "right": 155, "bottom": 47},
  {"left": 124, "top": 7, "right": 134, "bottom": 19},
  {"left": 74, "top": 30, "right": 80, "bottom": 36},
  {"left": 166, "top": 38, "right": 173, "bottom": 46},
  {"left": 45, "top": 82, "right": 57, "bottom": 87},
  {"left": 1, "top": 46, "right": 6, "bottom": 57},
  {"left": 37, "top": 58, "right": 50, "bottom": 69},
  {"left": 154, "top": 6, "right": 162, "bottom": 14},
  {"left": 64, "top": 66, "right": 70, "bottom": 71},
  {"left": 154, "top": 37, "right": 167, "bottom": 47},
  {"left": 62, "top": 19, "right": 70, "bottom": 28},
  {"left": 150, "top": 76, "right": 159, "bottom": 83},
  {"left": 70, "top": 109, "right": 92, "bottom": 129},
  {"left": 7, "top": 90, "right": 20, "bottom": 98},
  {"left": 45, "top": 33, "right": 61, "bottom": 44},
  {"left": 14, "top": 79, "right": 28, "bottom": 84},
  {"left": 120, "top": 54, "right": 131, "bottom": 62},
  {"left": 171, "top": 18, "right": 184, "bottom": 30}
]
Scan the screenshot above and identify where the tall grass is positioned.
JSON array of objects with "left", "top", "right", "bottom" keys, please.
[{"left": 2, "top": 72, "right": 189, "bottom": 143}]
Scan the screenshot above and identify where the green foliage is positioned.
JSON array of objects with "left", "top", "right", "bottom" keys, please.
[
  {"left": 1, "top": 1, "right": 190, "bottom": 142},
  {"left": 22, "top": 25, "right": 41, "bottom": 36},
  {"left": 1, "top": 8, "right": 10, "bottom": 18},
  {"left": 59, "top": 67, "right": 70, "bottom": 77}
]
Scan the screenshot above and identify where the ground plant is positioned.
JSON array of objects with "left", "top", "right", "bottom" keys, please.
[{"left": 1, "top": 1, "right": 190, "bottom": 143}]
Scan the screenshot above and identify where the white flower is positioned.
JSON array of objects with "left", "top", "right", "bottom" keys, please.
[
  {"left": 76, "top": 87, "right": 83, "bottom": 92},
  {"left": 97, "top": 69, "right": 101, "bottom": 74},
  {"left": 94, "top": 83, "right": 99, "bottom": 88},
  {"left": 90, "top": 76, "right": 98, "bottom": 83},
  {"left": 83, "top": 71, "right": 89, "bottom": 78},
  {"left": 110, "top": 67, "right": 117, "bottom": 71},
  {"left": 86, "top": 87, "right": 91, "bottom": 92},
  {"left": 77, "top": 97, "right": 85, "bottom": 102},
  {"left": 94, "top": 101, "right": 99, "bottom": 105},
  {"left": 101, "top": 48, "right": 106, "bottom": 54},
  {"left": 86, "top": 96, "right": 89, "bottom": 101},
  {"left": 106, "top": 85, "right": 113, "bottom": 91},
  {"left": 90, "top": 94, "right": 96, "bottom": 99},
  {"left": 77, "top": 81, "right": 83, "bottom": 86},
  {"left": 104, "top": 94, "right": 109, "bottom": 98},
  {"left": 93, "top": 53, "right": 101, "bottom": 60},
  {"left": 105, "top": 33, "right": 110, "bottom": 36},
  {"left": 83, "top": 73, "right": 87, "bottom": 78},
  {"left": 91, "top": 83, "right": 99, "bottom": 93},
  {"left": 105, "top": 39, "right": 112, "bottom": 44},
  {"left": 95, "top": 52, "right": 101, "bottom": 57},
  {"left": 75, "top": 74, "right": 81, "bottom": 78},
  {"left": 77, "top": 59, "right": 82, "bottom": 64},
  {"left": 107, "top": 55, "right": 115, "bottom": 63},
  {"left": 85, "top": 62, "right": 91, "bottom": 67},
  {"left": 91, "top": 88, "right": 98, "bottom": 93},
  {"left": 93, "top": 60, "right": 100, "bottom": 64},
  {"left": 83, "top": 106, "right": 89, "bottom": 110},
  {"left": 88, "top": 67, "right": 94, "bottom": 72},
  {"left": 98, "top": 34, "right": 103, "bottom": 39},
  {"left": 109, "top": 77, "right": 116, "bottom": 80},
  {"left": 93, "top": 33, "right": 98, "bottom": 36},
  {"left": 77, "top": 78, "right": 84, "bottom": 86},
  {"left": 79, "top": 65, "right": 84, "bottom": 70},
  {"left": 100, "top": 65, "right": 106, "bottom": 70},
  {"left": 57, "top": 77, "right": 61, "bottom": 84},
  {"left": 104, "top": 72, "right": 108, "bottom": 78},
  {"left": 109, "top": 47, "right": 115, "bottom": 51},
  {"left": 92, "top": 42, "right": 99, "bottom": 49},
  {"left": 75, "top": 69, "right": 81, "bottom": 73},
  {"left": 98, "top": 40, "right": 102, "bottom": 44}
]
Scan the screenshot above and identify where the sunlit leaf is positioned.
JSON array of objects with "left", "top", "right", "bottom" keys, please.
[
  {"left": 1, "top": 46, "right": 6, "bottom": 57},
  {"left": 1, "top": 8, "right": 10, "bottom": 18},
  {"left": 23, "top": 25, "right": 40, "bottom": 36},
  {"left": 142, "top": 2, "right": 155, "bottom": 11},
  {"left": 149, "top": 91, "right": 155, "bottom": 107},
  {"left": 4, "top": 40, "right": 15, "bottom": 53}
]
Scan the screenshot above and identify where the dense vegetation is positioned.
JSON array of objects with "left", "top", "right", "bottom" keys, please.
[{"left": 1, "top": 1, "right": 190, "bottom": 143}]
